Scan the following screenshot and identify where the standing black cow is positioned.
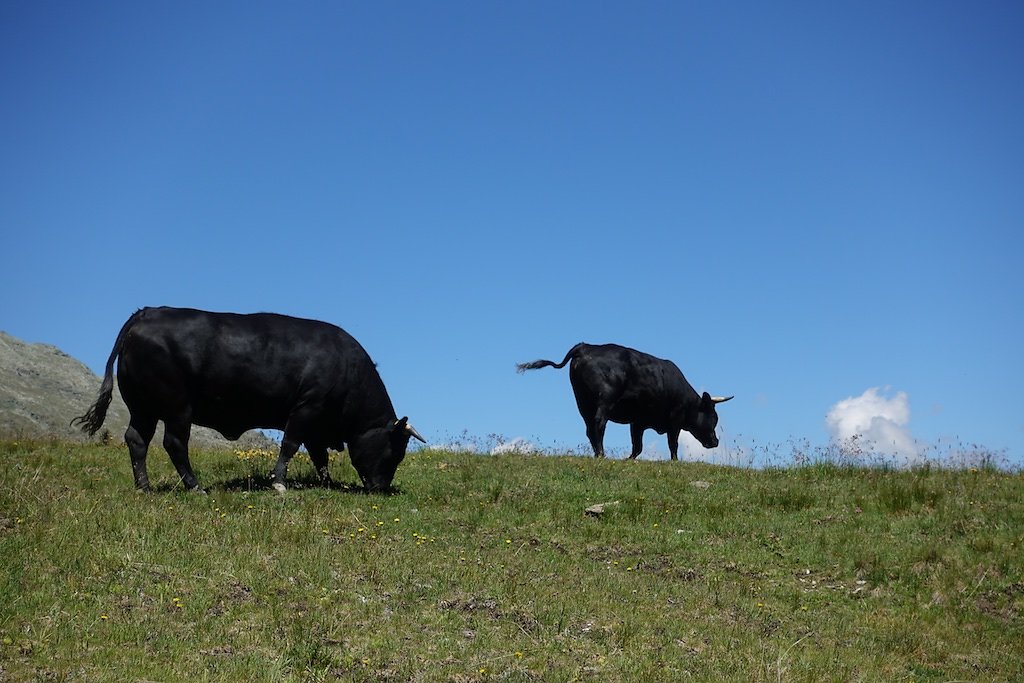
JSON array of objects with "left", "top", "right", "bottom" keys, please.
[
  {"left": 73, "top": 307, "right": 425, "bottom": 493},
  {"left": 517, "top": 343, "right": 732, "bottom": 459}
]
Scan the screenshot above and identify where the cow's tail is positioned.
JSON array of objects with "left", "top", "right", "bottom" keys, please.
[
  {"left": 71, "top": 309, "right": 144, "bottom": 436},
  {"left": 516, "top": 343, "right": 586, "bottom": 374}
]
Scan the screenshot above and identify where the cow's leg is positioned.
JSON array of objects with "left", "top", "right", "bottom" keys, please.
[
  {"left": 574, "top": 393, "right": 606, "bottom": 458},
  {"left": 667, "top": 431, "right": 680, "bottom": 461},
  {"left": 272, "top": 420, "right": 308, "bottom": 492},
  {"left": 628, "top": 424, "right": 645, "bottom": 460},
  {"left": 162, "top": 420, "right": 203, "bottom": 493},
  {"left": 584, "top": 409, "right": 608, "bottom": 458},
  {"left": 124, "top": 415, "right": 157, "bottom": 491},
  {"left": 308, "top": 444, "right": 333, "bottom": 486}
]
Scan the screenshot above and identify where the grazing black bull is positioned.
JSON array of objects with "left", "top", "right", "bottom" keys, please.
[
  {"left": 517, "top": 343, "right": 732, "bottom": 459},
  {"left": 73, "top": 307, "right": 424, "bottom": 493}
]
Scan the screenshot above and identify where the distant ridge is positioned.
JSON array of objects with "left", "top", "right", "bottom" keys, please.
[{"left": 0, "top": 331, "right": 271, "bottom": 448}]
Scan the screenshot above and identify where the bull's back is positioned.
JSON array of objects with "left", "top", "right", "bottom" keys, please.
[
  {"left": 568, "top": 343, "right": 681, "bottom": 424},
  {"left": 567, "top": 345, "right": 637, "bottom": 415},
  {"left": 116, "top": 308, "right": 366, "bottom": 430}
]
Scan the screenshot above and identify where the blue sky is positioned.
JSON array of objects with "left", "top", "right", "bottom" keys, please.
[{"left": 2, "top": 2, "right": 1022, "bottom": 464}]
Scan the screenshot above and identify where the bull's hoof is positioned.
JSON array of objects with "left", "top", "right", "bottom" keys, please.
[
  {"left": 272, "top": 482, "right": 287, "bottom": 494},
  {"left": 190, "top": 486, "right": 208, "bottom": 495}
]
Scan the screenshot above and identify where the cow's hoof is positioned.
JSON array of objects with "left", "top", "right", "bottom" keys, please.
[
  {"left": 189, "top": 486, "right": 207, "bottom": 495},
  {"left": 272, "top": 482, "right": 287, "bottom": 494}
]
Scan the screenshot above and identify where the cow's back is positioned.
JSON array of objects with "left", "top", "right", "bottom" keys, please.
[{"left": 116, "top": 307, "right": 385, "bottom": 438}]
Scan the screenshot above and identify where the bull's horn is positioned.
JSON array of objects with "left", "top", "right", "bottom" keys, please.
[
  {"left": 406, "top": 423, "right": 427, "bottom": 443},
  {"left": 711, "top": 395, "right": 734, "bottom": 404}
]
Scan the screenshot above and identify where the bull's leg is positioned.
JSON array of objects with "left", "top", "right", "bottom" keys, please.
[
  {"left": 124, "top": 415, "right": 157, "bottom": 491},
  {"left": 628, "top": 424, "right": 645, "bottom": 460},
  {"left": 273, "top": 411, "right": 323, "bottom": 492},
  {"left": 584, "top": 410, "right": 608, "bottom": 458},
  {"left": 308, "top": 444, "right": 333, "bottom": 486},
  {"left": 163, "top": 421, "right": 203, "bottom": 493},
  {"left": 574, "top": 393, "right": 603, "bottom": 458},
  {"left": 271, "top": 429, "right": 303, "bottom": 493},
  {"left": 667, "top": 431, "right": 680, "bottom": 461}
]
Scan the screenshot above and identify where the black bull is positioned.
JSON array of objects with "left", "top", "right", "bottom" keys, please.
[
  {"left": 73, "top": 307, "right": 424, "bottom": 492},
  {"left": 517, "top": 343, "right": 732, "bottom": 459}
]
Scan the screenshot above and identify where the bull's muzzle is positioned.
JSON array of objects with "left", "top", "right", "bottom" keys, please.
[{"left": 362, "top": 476, "right": 394, "bottom": 494}]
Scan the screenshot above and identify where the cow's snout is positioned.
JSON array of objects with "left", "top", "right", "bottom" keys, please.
[{"left": 362, "top": 476, "right": 394, "bottom": 494}]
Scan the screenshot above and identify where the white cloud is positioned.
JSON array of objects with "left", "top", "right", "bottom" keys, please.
[
  {"left": 677, "top": 431, "right": 751, "bottom": 466},
  {"left": 677, "top": 431, "right": 713, "bottom": 460},
  {"left": 635, "top": 430, "right": 749, "bottom": 466},
  {"left": 490, "top": 437, "right": 537, "bottom": 455},
  {"left": 825, "top": 387, "right": 920, "bottom": 461}
]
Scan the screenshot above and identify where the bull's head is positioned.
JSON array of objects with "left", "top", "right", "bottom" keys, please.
[
  {"left": 686, "top": 393, "right": 733, "bottom": 449},
  {"left": 348, "top": 417, "right": 426, "bottom": 492}
]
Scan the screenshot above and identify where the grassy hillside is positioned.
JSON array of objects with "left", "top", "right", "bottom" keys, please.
[{"left": 1, "top": 440, "right": 1021, "bottom": 681}]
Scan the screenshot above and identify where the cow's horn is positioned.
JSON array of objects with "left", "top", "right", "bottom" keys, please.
[
  {"left": 711, "top": 395, "right": 734, "bottom": 404},
  {"left": 406, "top": 423, "right": 427, "bottom": 443}
]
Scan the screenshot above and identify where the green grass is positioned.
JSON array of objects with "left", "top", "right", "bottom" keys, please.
[{"left": 1, "top": 440, "right": 1022, "bottom": 681}]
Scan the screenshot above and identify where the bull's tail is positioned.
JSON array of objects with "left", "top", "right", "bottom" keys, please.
[
  {"left": 516, "top": 343, "right": 586, "bottom": 374},
  {"left": 71, "top": 309, "right": 144, "bottom": 436}
]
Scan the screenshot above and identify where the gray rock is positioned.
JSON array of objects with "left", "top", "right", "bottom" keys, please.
[
  {"left": 0, "top": 330, "right": 272, "bottom": 448},
  {"left": 585, "top": 500, "right": 621, "bottom": 517}
]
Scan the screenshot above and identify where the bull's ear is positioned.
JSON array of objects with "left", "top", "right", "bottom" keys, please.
[{"left": 392, "top": 416, "right": 427, "bottom": 443}]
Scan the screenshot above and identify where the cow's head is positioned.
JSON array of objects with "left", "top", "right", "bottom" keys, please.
[
  {"left": 685, "top": 393, "right": 733, "bottom": 449},
  {"left": 348, "top": 417, "right": 426, "bottom": 492}
]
